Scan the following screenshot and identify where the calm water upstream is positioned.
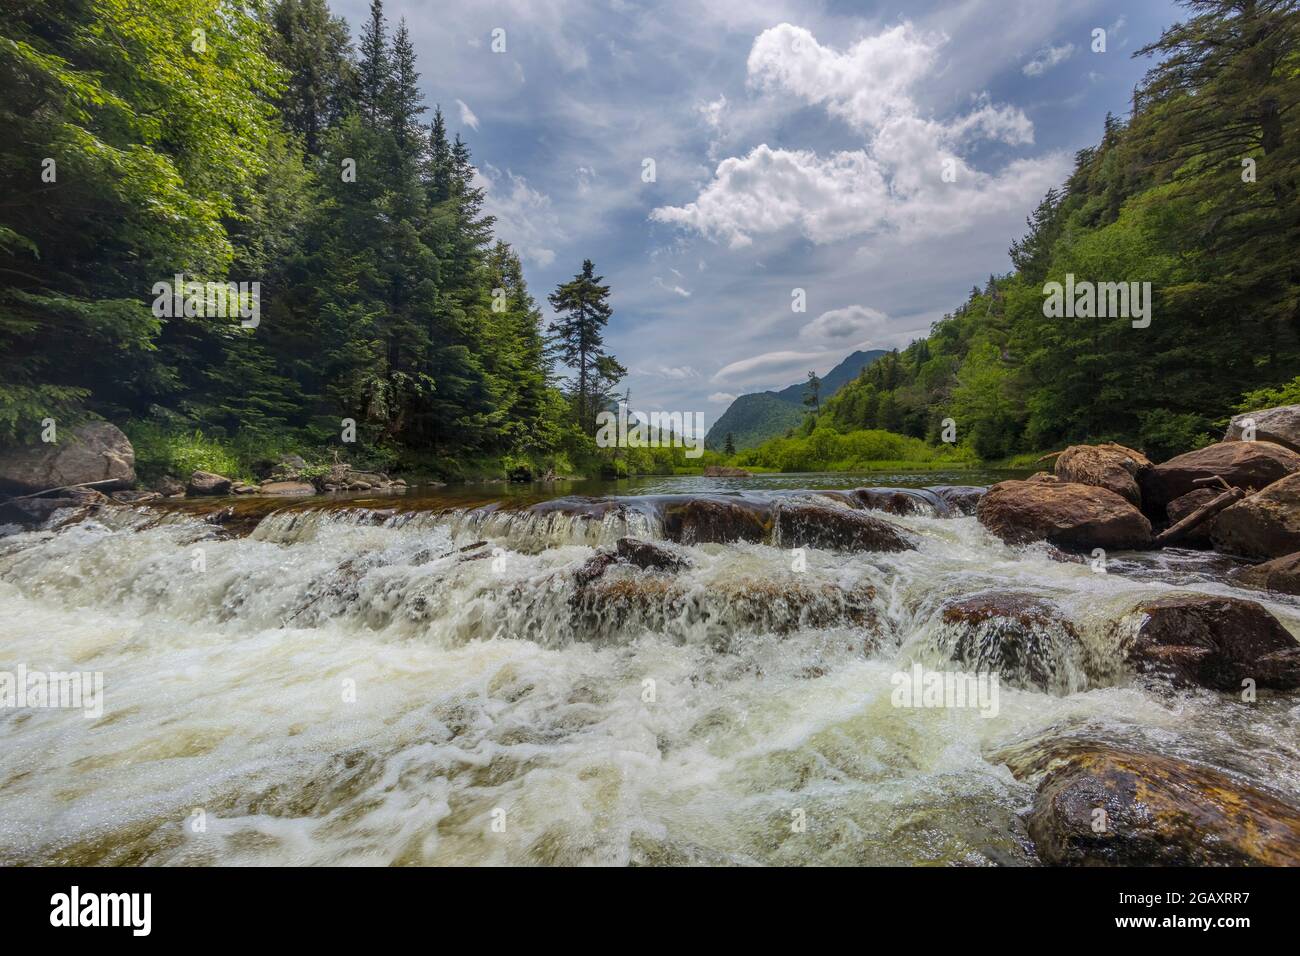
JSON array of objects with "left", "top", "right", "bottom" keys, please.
[{"left": 1, "top": 471, "right": 1297, "bottom": 865}]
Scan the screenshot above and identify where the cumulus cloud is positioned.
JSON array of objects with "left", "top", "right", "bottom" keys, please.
[
  {"left": 800, "top": 305, "right": 889, "bottom": 342},
  {"left": 456, "top": 98, "right": 480, "bottom": 131},
  {"left": 1022, "top": 43, "right": 1075, "bottom": 77},
  {"left": 652, "top": 22, "right": 1062, "bottom": 248},
  {"left": 476, "top": 165, "right": 557, "bottom": 267}
]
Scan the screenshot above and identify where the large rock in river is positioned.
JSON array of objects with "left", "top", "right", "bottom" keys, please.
[
  {"left": 0, "top": 421, "right": 134, "bottom": 493},
  {"left": 1225, "top": 404, "right": 1300, "bottom": 454},
  {"left": 1116, "top": 592, "right": 1300, "bottom": 690},
  {"left": 1141, "top": 440, "right": 1300, "bottom": 514},
  {"left": 660, "top": 497, "right": 770, "bottom": 544},
  {"left": 775, "top": 502, "right": 916, "bottom": 553},
  {"left": 187, "top": 470, "right": 233, "bottom": 497},
  {"left": 938, "top": 592, "right": 1084, "bottom": 693},
  {"left": 1211, "top": 471, "right": 1300, "bottom": 559},
  {"left": 1235, "top": 551, "right": 1300, "bottom": 596},
  {"left": 1026, "top": 745, "right": 1300, "bottom": 866},
  {"left": 1054, "top": 443, "right": 1150, "bottom": 507},
  {"left": 1163, "top": 488, "right": 1219, "bottom": 547},
  {"left": 976, "top": 479, "right": 1152, "bottom": 551}
]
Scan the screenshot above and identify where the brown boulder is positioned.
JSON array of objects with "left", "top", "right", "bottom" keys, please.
[
  {"left": 1224, "top": 404, "right": 1300, "bottom": 454},
  {"left": 615, "top": 536, "right": 690, "bottom": 572},
  {"left": 660, "top": 497, "right": 770, "bottom": 544},
  {"left": 0, "top": 421, "right": 135, "bottom": 493},
  {"left": 851, "top": 487, "right": 940, "bottom": 516},
  {"left": 926, "top": 485, "right": 985, "bottom": 516},
  {"left": 976, "top": 480, "right": 1152, "bottom": 552},
  {"left": 1053, "top": 443, "right": 1150, "bottom": 507},
  {"left": 702, "top": 465, "right": 751, "bottom": 477},
  {"left": 1026, "top": 745, "right": 1300, "bottom": 866},
  {"left": 153, "top": 475, "right": 185, "bottom": 497},
  {"left": 258, "top": 480, "right": 316, "bottom": 496},
  {"left": 187, "top": 470, "right": 232, "bottom": 497},
  {"left": 1163, "top": 488, "right": 1219, "bottom": 548},
  {"left": 1142, "top": 440, "right": 1300, "bottom": 513},
  {"left": 1235, "top": 551, "right": 1300, "bottom": 596},
  {"left": 938, "top": 592, "right": 1084, "bottom": 692},
  {"left": 1211, "top": 471, "right": 1300, "bottom": 559},
  {"left": 1118, "top": 592, "right": 1300, "bottom": 690},
  {"left": 775, "top": 502, "right": 916, "bottom": 553}
]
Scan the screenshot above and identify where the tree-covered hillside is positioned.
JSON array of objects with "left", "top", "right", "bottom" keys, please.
[{"left": 740, "top": 0, "right": 1300, "bottom": 469}]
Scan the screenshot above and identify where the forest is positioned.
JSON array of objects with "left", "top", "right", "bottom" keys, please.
[
  {"left": 3, "top": 0, "right": 1298, "bottom": 482},
  {"left": 1, "top": 0, "right": 665, "bottom": 482},
  {"left": 740, "top": 0, "right": 1300, "bottom": 473}
]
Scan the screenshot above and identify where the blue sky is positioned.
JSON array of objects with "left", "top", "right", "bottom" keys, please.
[{"left": 334, "top": 0, "right": 1185, "bottom": 425}]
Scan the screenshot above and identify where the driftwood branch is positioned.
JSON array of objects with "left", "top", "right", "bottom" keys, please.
[
  {"left": 1035, "top": 450, "right": 1066, "bottom": 463},
  {"left": 1154, "top": 486, "right": 1245, "bottom": 548},
  {"left": 0, "top": 479, "right": 122, "bottom": 503}
]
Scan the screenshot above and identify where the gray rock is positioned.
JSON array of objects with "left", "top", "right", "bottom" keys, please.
[
  {"left": 187, "top": 470, "right": 232, "bottom": 497},
  {"left": 1225, "top": 404, "right": 1300, "bottom": 454},
  {"left": 0, "top": 421, "right": 135, "bottom": 493}
]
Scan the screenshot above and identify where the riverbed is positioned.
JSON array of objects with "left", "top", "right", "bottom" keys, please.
[{"left": 1, "top": 473, "right": 1297, "bottom": 865}]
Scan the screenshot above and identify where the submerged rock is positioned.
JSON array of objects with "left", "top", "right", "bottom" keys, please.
[
  {"left": 615, "top": 536, "right": 690, "bottom": 572},
  {"left": 1026, "top": 745, "right": 1300, "bottom": 866},
  {"left": 660, "top": 497, "right": 770, "bottom": 544},
  {"left": 1224, "top": 404, "right": 1300, "bottom": 454},
  {"left": 1211, "top": 471, "right": 1300, "bottom": 559},
  {"left": 1141, "top": 440, "right": 1300, "bottom": 514},
  {"left": 937, "top": 592, "right": 1084, "bottom": 693},
  {"left": 850, "top": 487, "right": 940, "bottom": 516},
  {"left": 977, "top": 479, "right": 1152, "bottom": 551},
  {"left": 1234, "top": 551, "right": 1300, "bottom": 596},
  {"left": 774, "top": 502, "right": 917, "bottom": 553},
  {"left": 926, "top": 485, "right": 985, "bottom": 516},
  {"left": 1054, "top": 443, "right": 1150, "bottom": 507},
  {"left": 1117, "top": 592, "right": 1300, "bottom": 690},
  {"left": 0, "top": 421, "right": 135, "bottom": 493},
  {"left": 187, "top": 470, "right": 232, "bottom": 497}
]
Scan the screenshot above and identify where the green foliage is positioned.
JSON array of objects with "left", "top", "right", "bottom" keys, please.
[
  {"left": 1237, "top": 375, "right": 1300, "bottom": 411},
  {"left": 739, "top": 425, "right": 974, "bottom": 473}
]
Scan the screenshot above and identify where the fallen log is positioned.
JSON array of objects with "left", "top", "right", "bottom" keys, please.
[{"left": 1153, "top": 483, "right": 1245, "bottom": 548}]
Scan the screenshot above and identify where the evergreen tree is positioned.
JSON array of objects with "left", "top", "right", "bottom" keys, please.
[{"left": 548, "top": 260, "right": 617, "bottom": 435}]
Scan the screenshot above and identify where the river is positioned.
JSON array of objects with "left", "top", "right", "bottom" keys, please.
[{"left": 1, "top": 472, "right": 1297, "bottom": 865}]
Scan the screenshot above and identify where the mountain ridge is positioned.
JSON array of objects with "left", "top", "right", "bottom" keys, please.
[{"left": 705, "top": 349, "right": 888, "bottom": 450}]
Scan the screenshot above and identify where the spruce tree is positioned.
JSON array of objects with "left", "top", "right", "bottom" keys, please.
[{"left": 548, "top": 261, "right": 617, "bottom": 435}]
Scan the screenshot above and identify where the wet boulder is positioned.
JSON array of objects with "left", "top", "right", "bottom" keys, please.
[
  {"left": 1163, "top": 488, "right": 1219, "bottom": 548},
  {"left": 926, "top": 485, "right": 985, "bottom": 516},
  {"left": 1141, "top": 440, "right": 1300, "bottom": 514},
  {"left": 1225, "top": 404, "right": 1300, "bottom": 454},
  {"left": 1053, "top": 443, "right": 1150, "bottom": 507},
  {"left": 1210, "top": 471, "right": 1300, "bottom": 559},
  {"left": 660, "top": 497, "right": 771, "bottom": 545},
  {"left": 1234, "top": 551, "right": 1300, "bottom": 596},
  {"left": 615, "top": 536, "right": 690, "bottom": 572},
  {"left": 938, "top": 592, "right": 1085, "bottom": 693},
  {"left": 775, "top": 502, "right": 916, "bottom": 553},
  {"left": 1117, "top": 592, "right": 1300, "bottom": 690},
  {"left": 1026, "top": 745, "right": 1300, "bottom": 866},
  {"left": 851, "top": 487, "right": 941, "bottom": 516},
  {"left": 0, "top": 421, "right": 135, "bottom": 493},
  {"left": 153, "top": 475, "right": 186, "bottom": 497},
  {"left": 187, "top": 470, "right": 232, "bottom": 497},
  {"left": 976, "top": 479, "right": 1152, "bottom": 552}
]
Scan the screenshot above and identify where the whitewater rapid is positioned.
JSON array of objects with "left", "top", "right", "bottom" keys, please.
[{"left": 1, "top": 491, "right": 1298, "bottom": 865}]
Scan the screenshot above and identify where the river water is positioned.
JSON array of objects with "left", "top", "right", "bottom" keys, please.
[{"left": 1, "top": 472, "right": 1298, "bottom": 865}]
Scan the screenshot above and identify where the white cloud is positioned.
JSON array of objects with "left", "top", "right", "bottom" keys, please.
[
  {"left": 654, "top": 276, "right": 692, "bottom": 297},
  {"left": 708, "top": 392, "right": 737, "bottom": 404},
  {"left": 713, "top": 348, "right": 837, "bottom": 385},
  {"left": 800, "top": 305, "right": 889, "bottom": 342},
  {"left": 456, "top": 98, "right": 480, "bottom": 131},
  {"left": 653, "top": 22, "right": 1057, "bottom": 249},
  {"left": 476, "top": 165, "right": 558, "bottom": 267},
  {"left": 1022, "top": 43, "right": 1075, "bottom": 77}
]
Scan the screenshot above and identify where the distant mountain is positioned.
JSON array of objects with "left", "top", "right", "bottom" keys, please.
[{"left": 705, "top": 349, "right": 888, "bottom": 450}]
